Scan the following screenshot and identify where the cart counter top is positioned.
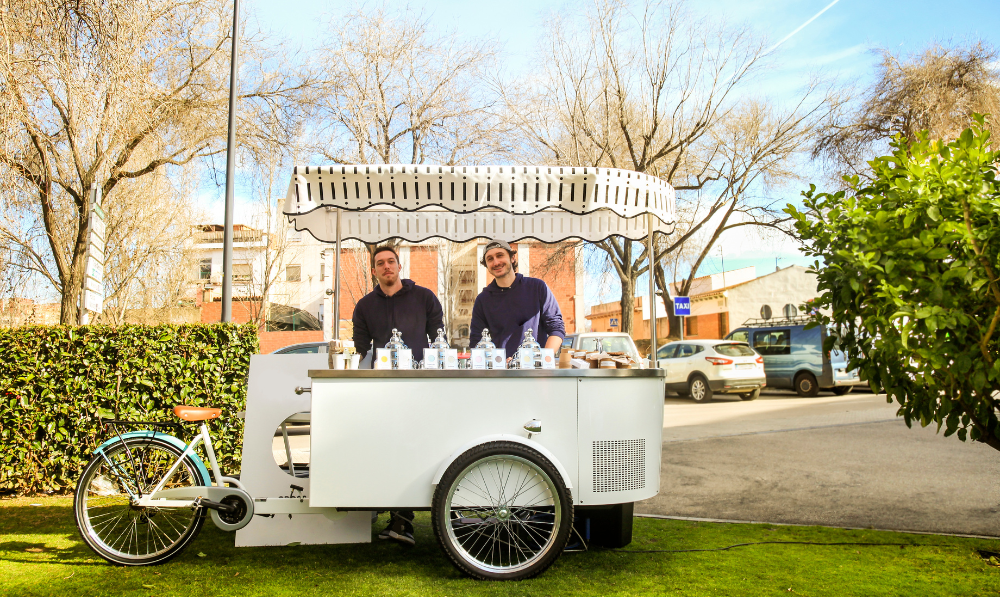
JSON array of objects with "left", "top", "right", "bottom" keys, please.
[{"left": 308, "top": 368, "right": 665, "bottom": 379}]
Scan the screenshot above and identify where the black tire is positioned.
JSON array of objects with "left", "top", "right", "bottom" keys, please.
[
  {"left": 74, "top": 437, "right": 207, "bottom": 566},
  {"left": 689, "top": 375, "right": 714, "bottom": 402},
  {"left": 431, "top": 441, "right": 573, "bottom": 581},
  {"left": 739, "top": 388, "right": 761, "bottom": 401},
  {"left": 794, "top": 372, "right": 820, "bottom": 397},
  {"left": 832, "top": 386, "right": 853, "bottom": 396}
]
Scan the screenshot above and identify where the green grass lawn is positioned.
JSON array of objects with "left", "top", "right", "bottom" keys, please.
[{"left": 2, "top": 496, "right": 999, "bottom": 596}]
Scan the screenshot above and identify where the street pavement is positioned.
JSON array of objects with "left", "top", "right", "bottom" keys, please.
[{"left": 636, "top": 389, "right": 1000, "bottom": 537}]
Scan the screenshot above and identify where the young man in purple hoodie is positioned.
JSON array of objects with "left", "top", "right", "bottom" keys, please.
[{"left": 469, "top": 239, "right": 566, "bottom": 356}]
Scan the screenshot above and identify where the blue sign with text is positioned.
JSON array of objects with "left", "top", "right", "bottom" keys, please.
[{"left": 673, "top": 297, "right": 691, "bottom": 316}]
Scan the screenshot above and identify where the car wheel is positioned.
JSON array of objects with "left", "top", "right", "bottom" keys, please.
[
  {"left": 794, "top": 372, "right": 820, "bottom": 397},
  {"left": 689, "top": 376, "right": 713, "bottom": 402},
  {"left": 739, "top": 388, "right": 761, "bottom": 401},
  {"left": 832, "top": 386, "right": 853, "bottom": 396}
]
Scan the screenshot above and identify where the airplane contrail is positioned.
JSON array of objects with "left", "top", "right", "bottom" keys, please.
[{"left": 763, "top": 0, "right": 843, "bottom": 57}]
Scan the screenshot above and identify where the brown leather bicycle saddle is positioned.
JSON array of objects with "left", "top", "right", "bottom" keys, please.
[{"left": 173, "top": 405, "right": 222, "bottom": 422}]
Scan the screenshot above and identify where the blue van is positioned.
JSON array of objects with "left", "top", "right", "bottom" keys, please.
[{"left": 724, "top": 317, "right": 863, "bottom": 397}]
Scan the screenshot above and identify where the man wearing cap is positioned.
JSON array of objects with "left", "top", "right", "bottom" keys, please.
[
  {"left": 352, "top": 244, "right": 443, "bottom": 546},
  {"left": 469, "top": 239, "right": 566, "bottom": 357}
]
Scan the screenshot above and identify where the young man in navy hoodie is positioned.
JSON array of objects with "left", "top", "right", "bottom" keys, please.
[
  {"left": 469, "top": 239, "right": 565, "bottom": 357},
  {"left": 351, "top": 245, "right": 443, "bottom": 546}
]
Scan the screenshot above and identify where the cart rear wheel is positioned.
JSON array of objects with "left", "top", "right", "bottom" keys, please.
[{"left": 432, "top": 441, "right": 573, "bottom": 580}]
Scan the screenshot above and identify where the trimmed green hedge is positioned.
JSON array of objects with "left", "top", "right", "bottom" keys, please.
[{"left": 0, "top": 323, "right": 258, "bottom": 495}]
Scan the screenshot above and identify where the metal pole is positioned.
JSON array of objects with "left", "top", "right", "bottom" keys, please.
[
  {"left": 647, "top": 213, "right": 657, "bottom": 369},
  {"left": 220, "top": 0, "right": 241, "bottom": 323},
  {"left": 332, "top": 208, "right": 342, "bottom": 340}
]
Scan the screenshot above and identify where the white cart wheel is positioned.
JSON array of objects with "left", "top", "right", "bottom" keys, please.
[{"left": 431, "top": 441, "right": 573, "bottom": 580}]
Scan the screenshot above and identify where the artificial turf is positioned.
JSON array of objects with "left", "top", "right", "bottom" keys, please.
[{"left": 2, "top": 496, "right": 999, "bottom": 596}]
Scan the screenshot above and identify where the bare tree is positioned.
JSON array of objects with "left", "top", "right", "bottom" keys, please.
[
  {"left": 0, "top": 0, "right": 317, "bottom": 323},
  {"left": 814, "top": 40, "right": 1000, "bottom": 183},
  {"left": 505, "top": 0, "right": 838, "bottom": 334},
  {"left": 97, "top": 170, "right": 202, "bottom": 325},
  {"left": 313, "top": 3, "right": 511, "bottom": 165},
  {"left": 237, "top": 152, "right": 303, "bottom": 331}
]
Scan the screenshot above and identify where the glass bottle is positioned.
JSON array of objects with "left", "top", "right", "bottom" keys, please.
[
  {"left": 475, "top": 328, "right": 496, "bottom": 363},
  {"left": 516, "top": 328, "right": 543, "bottom": 368},
  {"left": 385, "top": 328, "right": 408, "bottom": 369},
  {"left": 430, "top": 328, "right": 450, "bottom": 369}
]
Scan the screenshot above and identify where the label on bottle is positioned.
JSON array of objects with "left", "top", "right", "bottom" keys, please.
[
  {"left": 375, "top": 348, "right": 392, "bottom": 370},
  {"left": 470, "top": 348, "right": 487, "bottom": 370},
  {"left": 423, "top": 348, "right": 439, "bottom": 369},
  {"left": 444, "top": 349, "right": 459, "bottom": 370},
  {"left": 489, "top": 348, "right": 506, "bottom": 369},
  {"left": 396, "top": 349, "right": 412, "bottom": 370},
  {"left": 519, "top": 350, "right": 535, "bottom": 369},
  {"left": 540, "top": 348, "right": 555, "bottom": 369}
]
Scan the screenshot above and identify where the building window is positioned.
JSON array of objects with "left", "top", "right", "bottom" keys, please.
[
  {"left": 233, "top": 264, "right": 252, "bottom": 282},
  {"left": 286, "top": 264, "right": 301, "bottom": 282},
  {"left": 686, "top": 316, "right": 699, "bottom": 336},
  {"left": 320, "top": 263, "right": 326, "bottom": 281},
  {"left": 199, "top": 259, "right": 212, "bottom": 280}
]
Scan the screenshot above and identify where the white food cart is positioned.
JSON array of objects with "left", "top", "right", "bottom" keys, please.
[{"left": 235, "top": 164, "right": 676, "bottom": 580}]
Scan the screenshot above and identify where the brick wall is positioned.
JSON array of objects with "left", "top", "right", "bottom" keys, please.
[
  {"left": 683, "top": 312, "right": 727, "bottom": 340},
  {"left": 258, "top": 330, "right": 325, "bottom": 354},
  {"left": 199, "top": 299, "right": 261, "bottom": 325},
  {"left": 408, "top": 246, "right": 439, "bottom": 295},
  {"left": 529, "top": 243, "right": 579, "bottom": 334}
]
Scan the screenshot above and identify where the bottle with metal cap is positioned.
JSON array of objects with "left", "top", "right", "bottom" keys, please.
[
  {"left": 385, "top": 328, "right": 408, "bottom": 369},
  {"left": 516, "top": 328, "right": 543, "bottom": 368},
  {"left": 475, "top": 328, "right": 496, "bottom": 362},
  {"left": 430, "top": 328, "right": 450, "bottom": 369}
]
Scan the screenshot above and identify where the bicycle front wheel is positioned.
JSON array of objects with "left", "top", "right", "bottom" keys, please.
[{"left": 74, "top": 436, "right": 207, "bottom": 565}]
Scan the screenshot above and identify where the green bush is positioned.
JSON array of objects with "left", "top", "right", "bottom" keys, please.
[{"left": 0, "top": 323, "right": 258, "bottom": 495}]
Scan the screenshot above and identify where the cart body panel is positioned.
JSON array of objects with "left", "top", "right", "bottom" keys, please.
[
  {"left": 308, "top": 369, "right": 664, "bottom": 509},
  {"left": 309, "top": 376, "right": 578, "bottom": 508}
]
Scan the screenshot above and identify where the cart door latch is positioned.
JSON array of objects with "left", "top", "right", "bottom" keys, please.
[{"left": 523, "top": 420, "right": 541, "bottom": 439}]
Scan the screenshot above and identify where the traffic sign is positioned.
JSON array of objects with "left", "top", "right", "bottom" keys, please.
[
  {"left": 610, "top": 317, "right": 618, "bottom": 327},
  {"left": 673, "top": 296, "right": 691, "bottom": 316}
]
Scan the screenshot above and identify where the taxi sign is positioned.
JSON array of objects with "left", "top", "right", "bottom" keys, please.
[{"left": 673, "top": 296, "right": 691, "bottom": 316}]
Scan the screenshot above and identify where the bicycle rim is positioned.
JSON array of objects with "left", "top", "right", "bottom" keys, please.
[{"left": 76, "top": 439, "right": 204, "bottom": 564}]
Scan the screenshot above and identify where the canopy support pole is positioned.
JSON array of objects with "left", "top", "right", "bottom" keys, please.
[
  {"left": 647, "top": 213, "right": 657, "bottom": 369},
  {"left": 333, "top": 208, "right": 342, "bottom": 341}
]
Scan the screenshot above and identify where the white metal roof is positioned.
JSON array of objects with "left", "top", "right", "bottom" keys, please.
[{"left": 283, "top": 164, "right": 676, "bottom": 244}]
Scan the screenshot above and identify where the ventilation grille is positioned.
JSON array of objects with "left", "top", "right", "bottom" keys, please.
[{"left": 592, "top": 439, "right": 645, "bottom": 493}]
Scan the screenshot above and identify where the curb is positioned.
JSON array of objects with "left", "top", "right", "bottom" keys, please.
[{"left": 634, "top": 513, "right": 1000, "bottom": 540}]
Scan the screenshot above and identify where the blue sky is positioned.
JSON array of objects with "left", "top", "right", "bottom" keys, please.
[{"left": 213, "top": 0, "right": 1000, "bottom": 300}]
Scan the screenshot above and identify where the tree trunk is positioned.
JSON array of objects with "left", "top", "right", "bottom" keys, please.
[
  {"left": 619, "top": 275, "right": 635, "bottom": 336},
  {"left": 653, "top": 262, "right": 682, "bottom": 339}
]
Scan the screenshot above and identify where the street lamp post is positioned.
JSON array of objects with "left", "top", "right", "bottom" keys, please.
[{"left": 220, "top": 0, "right": 241, "bottom": 323}]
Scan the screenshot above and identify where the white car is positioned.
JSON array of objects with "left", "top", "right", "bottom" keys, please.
[{"left": 655, "top": 339, "right": 766, "bottom": 402}]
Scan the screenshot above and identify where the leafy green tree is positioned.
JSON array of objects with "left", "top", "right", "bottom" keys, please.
[{"left": 787, "top": 116, "right": 1000, "bottom": 452}]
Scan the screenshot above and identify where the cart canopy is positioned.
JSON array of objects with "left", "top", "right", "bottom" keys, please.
[{"left": 283, "top": 164, "right": 676, "bottom": 243}]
